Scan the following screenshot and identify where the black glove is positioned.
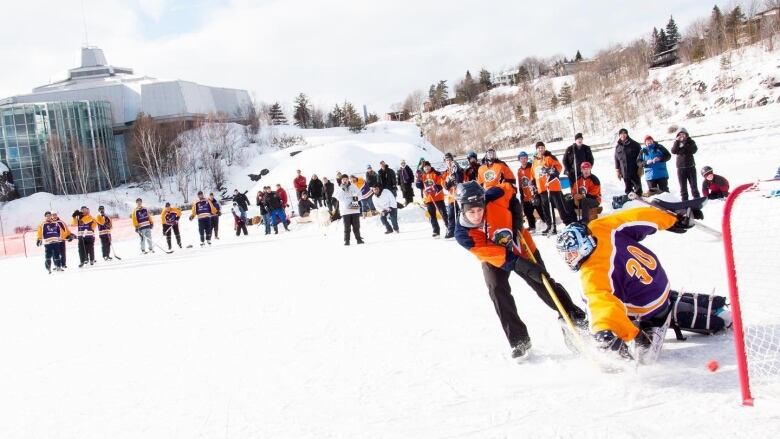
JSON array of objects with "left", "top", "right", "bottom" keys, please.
[
  {"left": 72, "top": 210, "right": 81, "bottom": 218},
  {"left": 593, "top": 330, "right": 628, "bottom": 355},
  {"left": 67, "top": 235, "right": 74, "bottom": 242},
  {"left": 668, "top": 208, "right": 694, "bottom": 234},
  {"left": 36, "top": 239, "right": 42, "bottom": 247},
  {"left": 514, "top": 257, "right": 548, "bottom": 283}
]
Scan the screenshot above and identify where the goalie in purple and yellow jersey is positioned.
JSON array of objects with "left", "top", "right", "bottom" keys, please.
[{"left": 555, "top": 206, "right": 695, "bottom": 364}]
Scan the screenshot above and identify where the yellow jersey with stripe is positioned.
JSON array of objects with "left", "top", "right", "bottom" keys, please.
[{"left": 578, "top": 207, "right": 677, "bottom": 341}]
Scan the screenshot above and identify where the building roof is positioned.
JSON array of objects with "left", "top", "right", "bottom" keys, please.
[{"left": 1, "top": 46, "right": 251, "bottom": 127}]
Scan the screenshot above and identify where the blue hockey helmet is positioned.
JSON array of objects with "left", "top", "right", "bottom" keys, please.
[
  {"left": 555, "top": 222, "right": 597, "bottom": 271},
  {"left": 517, "top": 151, "right": 528, "bottom": 159}
]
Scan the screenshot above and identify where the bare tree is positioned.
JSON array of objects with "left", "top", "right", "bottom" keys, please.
[
  {"left": 69, "top": 133, "right": 93, "bottom": 194},
  {"left": 95, "top": 142, "right": 115, "bottom": 191},
  {"left": 44, "top": 134, "right": 68, "bottom": 195},
  {"left": 130, "top": 114, "right": 168, "bottom": 200}
]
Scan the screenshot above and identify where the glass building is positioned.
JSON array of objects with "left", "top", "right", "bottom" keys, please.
[{"left": 0, "top": 101, "right": 129, "bottom": 196}]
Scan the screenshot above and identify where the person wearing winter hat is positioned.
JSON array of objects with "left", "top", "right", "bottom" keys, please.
[
  {"left": 333, "top": 174, "right": 364, "bottom": 245},
  {"left": 563, "top": 132, "right": 594, "bottom": 190},
  {"left": 416, "top": 160, "right": 448, "bottom": 237},
  {"left": 397, "top": 160, "right": 415, "bottom": 206},
  {"left": 700, "top": 166, "right": 730, "bottom": 200},
  {"left": 614, "top": 128, "right": 643, "bottom": 196},
  {"left": 516, "top": 151, "right": 544, "bottom": 231},
  {"left": 638, "top": 135, "right": 672, "bottom": 193},
  {"left": 671, "top": 127, "right": 701, "bottom": 201},
  {"left": 442, "top": 152, "right": 464, "bottom": 238},
  {"left": 371, "top": 183, "right": 400, "bottom": 234},
  {"left": 571, "top": 162, "right": 601, "bottom": 224},
  {"left": 464, "top": 150, "right": 480, "bottom": 182}
]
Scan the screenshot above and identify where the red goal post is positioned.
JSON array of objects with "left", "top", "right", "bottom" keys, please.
[{"left": 722, "top": 179, "right": 780, "bottom": 406}]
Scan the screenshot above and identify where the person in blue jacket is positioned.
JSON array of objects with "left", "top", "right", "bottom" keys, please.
[{"left": 638, "top": 135, "right": 672, "bottom": 193}]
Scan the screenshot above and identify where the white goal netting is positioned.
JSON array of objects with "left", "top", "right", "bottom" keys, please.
[{"left": 723, "top": 179, "right": 780, "bottom": 404}]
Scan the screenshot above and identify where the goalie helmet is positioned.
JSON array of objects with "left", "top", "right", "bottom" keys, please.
[
  {"left": 455, "top": 181, "right": 485, "bottom": 210},
  {"left": 555, "top": 222, "right": 597, "bottom": 271}
]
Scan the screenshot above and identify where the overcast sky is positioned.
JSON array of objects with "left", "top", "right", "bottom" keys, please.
[{"left": 0, "top": 0, "right": 711, "bottom": 114}]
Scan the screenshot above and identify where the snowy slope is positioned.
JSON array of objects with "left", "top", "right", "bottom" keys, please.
[
  {"left": 0, "top": 121, "right": 441, "bottom": 233},
  {"left": 1, "top": 118, "right": 779, "bottom": 438}
]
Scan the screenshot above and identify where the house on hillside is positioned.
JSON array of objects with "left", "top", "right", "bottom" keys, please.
[
  {"left": 492, "top": 69, "right": 520, "bottom": 87},
  {"left": 386, "top": 111, "right": 412, "bottom": 121}
]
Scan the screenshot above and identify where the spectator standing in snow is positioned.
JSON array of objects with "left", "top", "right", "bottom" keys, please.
[
  {"left": 397, "top": 160, "right": 416, "bottom": 205},
  {"left": 614, "top": 128, "right": 643, "bottom": 196},
  {"left": 442, "top": 152, "right": 464, "bottom": 239},
  {"left": 371, "top": 183, "right": 399, "bottom": 234},
  {"left": 562, "top": 133, "right": 594, "bottom": 190},
  {"left": 257, "top": 189, "right": 272, "bottom": 235},
  {"left": 293, "top": 170, "right": 307, "bottom": 201},
  {"left": 416, "top": 161, "right": 448, "bottom": 238},
  {"left": 308, "top": 174, "right": 324, "bottom": 207},
  {"left": 323, "top": 177, "right": 335, "bottom": 212},
  {"left": 208, "top": 193, "right": 221, "bottom": 239},
  {"left": 671, "top": 127, "right": 700, "bottom": 201},
  {"left": 264, "top": 186, "right": 290, "bottom": 234},
  {"left": 638, "top": 135, "right": 672, "bottom": 193},
  {"left": 377, "top": 161, "right": 398, "bottom": 197},
  {"left": 334, "top": 174, "right": 364, "bottom": 245},
  {"left": 232, "top": 202, "right": 248, "bottom": 236},
  {"left": 365, "top": 165, "right": 379, "bottom": 188},
  {"left": 276, "top": 184, "right": 289, "bottom": 208},
  {"left": 700, "top": 166, "right": 730, "bottom": 200},
  {"left": 463, "top": 151, "right": 480, "bottom": 182},
  {"left": 232, "top": 189, "right": 250, "bottom": 223},
  {"left": 571, "top": 162, "right": 601, "bottom": 224}
]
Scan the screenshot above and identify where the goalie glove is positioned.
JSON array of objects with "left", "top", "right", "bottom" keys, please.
[
  {"left": 668, "top": 208, "right": 694, "bottom": 234},
  {"left": 36, "top": 239, "right": 42, "bottom": 247},
  {"left": 593, "top": 330, "right": 632, "bottom": 360}
]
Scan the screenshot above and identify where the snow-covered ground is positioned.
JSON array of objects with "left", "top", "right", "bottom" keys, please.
[{"left": 1, "top": 119, "right": 779, "bottom": 438}]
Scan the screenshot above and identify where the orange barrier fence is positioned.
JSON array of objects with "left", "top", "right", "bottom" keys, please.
[{"left": 0, "top": 218, "right": 141, "bottom": 258}]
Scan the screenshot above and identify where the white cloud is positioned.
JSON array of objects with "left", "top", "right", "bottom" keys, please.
[{"left": 1, "top": 0, "right": 709, "bottom": 114}]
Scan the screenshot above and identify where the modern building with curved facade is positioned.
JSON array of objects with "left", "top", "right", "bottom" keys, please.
[{"left": 0, "top": 46, "right": 251, "bottom": 197}]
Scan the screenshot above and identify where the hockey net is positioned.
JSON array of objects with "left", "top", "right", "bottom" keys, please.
[{"left": 722, "top": 179, "right": 780, "bottom": 406}]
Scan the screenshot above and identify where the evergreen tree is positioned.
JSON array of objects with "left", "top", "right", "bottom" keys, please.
[
  {"left": 514, "top": 104, "right": 525, "bottom": 123},
  {"left": 342, "top": 101, "right": 364, "bottom": 133},
  {"left": 710, "top": 5, "right": 726, "bottom": 53},
  {"left": 293, "top": 93, "right": 312, "bottom": 128},
  {"left": 655, "top": 29, "right": 668, "bottom": 54},
  {"left": 574, "top": 50, "right": 583, "bottom": 62},
  {"left": 478, "top": 69, "right": 492, "bottom": 90},
  {"left": 434, "top": 80, "right": 449, "bottom": 108},
  {"left": 516, "top": 65, "right": 530, "bottom": 83},
  {"left": 652, "top": 27, "right": 659, "bottom": 51},
  {"left": 665, "top": 16, "right": 680, "bottom": 49},
  {"left": 550, "top": 93, "right": 559, "bottom": 109},
  {"left": 725, "top": 6, "right": 746, "bottom": 48},
  {"left": 559, "top": 82, "right": 573, "bottom": 105},
  {"left": 268, "top": 102, "right": 288, "bottom": 126},
  {"left": 457, "top": 71, "right": 478, "bottom": 102},
  {"left": 327, "top": 104, "right": 344, "bottom": 127},
  {"left": 366, "top": 113, "right": 380, "bottom": 124},
  {"left": 311, "top": 108, "right": 325, "bottom": 129},
  {"left": 529, "top": 102, "right": 538, "bottom": 123}
]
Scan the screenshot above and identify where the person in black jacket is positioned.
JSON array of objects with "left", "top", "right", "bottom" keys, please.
[
  {"left": 614, "top": 128, "right": 643, "bottom": 196},
  {"left": 322, "top": 177, "right": 335, "bottom": 212},
  {"left": 563, "top": 133, "right": 595, "bottom": 189},
  {"left": 298, "top": 192, "right": 317, "bottom": 217},
  {"left": 307, "top": 174, "right": 324, "bottom": 208},
  {"left": 671, "top": 127, "right": 701, "bottom": 201},
  {"left": 365, "top": 165, "right": 379, "bottom": 188},
  {"left": 256, "top": 189, "right": 272, "bottom": 235},
  {"left": 464, "top": 151, "right": 480, "bottom": 182},
  {"left": 377, "top": 161, "right": 398, "bottom": 197},
  {"left": 397, "top": 160, "right": 415, "bottom": 205},
  {"left": 232, "top": 189, "right": 250, "bottom": 224}
]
